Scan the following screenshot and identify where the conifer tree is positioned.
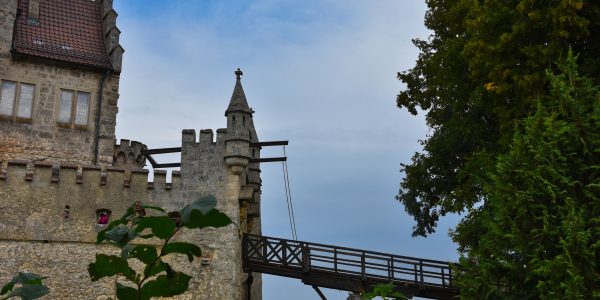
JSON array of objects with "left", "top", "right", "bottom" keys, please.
[{"left": 452, "top": 52, "right": 600, "bottom": 299}]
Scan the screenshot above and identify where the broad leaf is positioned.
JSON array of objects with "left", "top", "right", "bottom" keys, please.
[
  {"left": 1, "top": 282, "right": 14, "bottom": 295},
  {"left": 123, "top": 245, "right": 158, "bottom": 264},
  {"left": 142, "top": 204, "right": 166, "bottom": 212},
  {"left": 97, "top": 218, "right": 129, "bottom": 243},
  {"left": 116, "top": 283, "right": 137, "bottom": 300},
  {"left": 104, "top": 225, "right": 131, "bottom": 247},
  {"left": 162, "top": 242, "right": 202, "bottom": 262},
  {"left": 10, "top": 273, "right": 45, "bottom": 285},
  {"left": 180, "top": 195, "right": 217, "bottom": 224},
  {"left": 183, "top": 209, "right": 232, "bottom": 229},
  {"left": 143, "top": 260, "right": 169, "bottom": 278},
  {"left": 88, "top": 254, "right": 137, "bottom": 283},
  {"left": 1, "top": 273, "right": 48, "bottom": 300},
  {"left": 135, "top": 216, "right": 176, "bottom": 239},
  {"left": 9, "top": 284, "right": 49, "bottom": 300},
  {"left": 139, "top": 272, "right": 191, "bottom": 299}
]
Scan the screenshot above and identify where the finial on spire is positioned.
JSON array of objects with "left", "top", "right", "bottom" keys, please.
[{"left": 235, "top": 68, "right": 243, "bottom": 79}]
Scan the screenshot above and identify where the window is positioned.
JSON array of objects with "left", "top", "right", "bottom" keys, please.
[
  {"left": 0, "top": 80, "right": 35, "bottom": 120},
  {"left": 58, "top": 89, "right": 90, "bottom": 127},
  {"left": 96, "top": 209, "right": 112, "bottom": 226}
]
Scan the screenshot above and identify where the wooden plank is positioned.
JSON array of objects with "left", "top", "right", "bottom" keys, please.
[
  {"left": 142, "top": 147, "right": 182, "bottom": 155},
  {"left": 249, "top": 157, "right": 287, "bottom": 163},
  {"left": 154, "top": 163, "right": 181, "bottom": 168},
  {"left": 250, "top": 141, "right": 289, "bottom": 147}
]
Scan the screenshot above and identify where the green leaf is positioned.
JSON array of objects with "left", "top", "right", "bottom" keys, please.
[
  {"left": 183, "top": 209, "right": 232, "bottom": 229},
  {"left": 135, "top": 216, "right": 176, "bottom": 239},
  {"left": 139, "top": 272, "right": 191, "bottom": 299},
  {"left": 120, "top": 206, "right": 135, "bottom": 221},
  {"left": 9, "top": 285, "right": 49, "bottom": 300},
  {"left": 180, "top": 195, "right": 217, "bottom": 224},
  {"left": 104, "top": 225, "right": 131, "bottom": 247},
  {"left": 124, "top": 245, "right": 158, "bottom": 264},
  {"left": 162, "top": 242, "right": 202, "bottom": 262},
  {"left": 1, "top": 273, "right": 49, "bottom": 300},
  {"left": 141, "top": 204, "right": 166, "bottom": 212},
  {"left": 88, "top": 254, "right": 137, "bottom": 283},
  {"left": 116, "top": 283, "right": 137, "bottom": 300},
  {"left": 97, "top": 218, "right": 128, "bottom": 243},
  {"left": 1, "top": 282, "right": 14, "bottom": 295},
  {"left": 143, "top": 260, "right": 169, "bottom": 278},
  {"left": 10, "top": 273, "right": 45, "bottom": 285}
]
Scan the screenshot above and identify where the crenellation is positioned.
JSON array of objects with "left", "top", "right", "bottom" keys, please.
[
  {"left": 1, "top": 63, "right": 264, "bottom": 298},
  {"left": 182, "top": 129, "right": 198, "bottom": 144},
  {"left": 152, "top": 170, "right": 167, "bottom": 190},
  {"left": 0, "top": 161, "right": 183, "bottom": 195},
  {"left": 200, "top": 129, "right": 214, "bottom": 144},
  {"left": 216, "top": 128, "right": 228, "bottom": 146},
  {"left": 112, "top": 138, "right": 147, "bottom": 169}
]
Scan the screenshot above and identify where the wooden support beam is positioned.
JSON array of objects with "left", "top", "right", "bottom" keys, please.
[
  {"left": 154, "top": 163, "right": 181, "bottom": 168},
  {"left": 312, "top": 286, "right": 327, "bottom": 300},
  {"left": 145, "top": 154, "right": 159, "bottom": 168},
  {"left": 250, "top": 141, "right": 289, "bottom": 147},
  {"left": 142, "top": 147, "right": 182, "bottom": 155},
  {"left": 249, "top": 157, "right": 287, "bottom": 163}
]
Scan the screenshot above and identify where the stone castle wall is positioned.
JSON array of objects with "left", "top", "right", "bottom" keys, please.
[
  {"left": 0, "top": 129, "right": 262, "bottom": 299},
  {"left": 0, "top": 0, "right": 119, "bottom": 166}
]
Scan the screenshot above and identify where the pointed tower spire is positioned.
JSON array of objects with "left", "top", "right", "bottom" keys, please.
[{"left": 225, "top": 68, "right": 252, "bottom": 116}]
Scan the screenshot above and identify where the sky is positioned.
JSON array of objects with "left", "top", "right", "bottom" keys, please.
[{"left": 112, "top": 1, "right": 460, "bottom": 299}]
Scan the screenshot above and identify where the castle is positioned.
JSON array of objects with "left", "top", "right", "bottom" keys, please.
[{"left": 0, "top": 0, "right": 263, "bottom": 298}]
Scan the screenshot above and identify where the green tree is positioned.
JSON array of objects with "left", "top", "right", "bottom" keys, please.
[
  {"left": 88, "top": 195, "right": 232, "bottom": 300},
  {"left": 396, "top": 0, "right": 600, "bottom": 236},
  {"left": 452, "top": 53, "right": 600, "bottom": 298}
]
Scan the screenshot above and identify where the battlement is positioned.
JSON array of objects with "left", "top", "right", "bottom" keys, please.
[
  {"left": 0, "top": 159, "right": 178, "bottom": 190},
  {"left": 113, "top": 139, "right": 147, "bottom": 169},
  {"left": 181, "top": 128, "right": 229, "bottom": 148}
]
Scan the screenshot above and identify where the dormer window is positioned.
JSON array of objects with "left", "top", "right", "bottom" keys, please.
[
  {"left": 0, "top": 80, "right": 35, "bottom": 121},
  {"left": 58, "top": 89, "right": 90, "bottom": 127}
]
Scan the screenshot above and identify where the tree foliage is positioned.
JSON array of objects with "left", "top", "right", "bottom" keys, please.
[
  {"left": 452, "top": 52, "right": 600, "bottom": 299},
  {"left": 88, "top": 195, "right": 232, "bottom": 300},
  {"left": 396, "top": 0, "right": 600, "bottom": 236},
  {"left": 361, "top": 282, "right": 407, "bottom": 300}
]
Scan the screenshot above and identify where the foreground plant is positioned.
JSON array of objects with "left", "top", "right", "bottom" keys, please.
[
  {"left": 0, "top": 273, "right": 49, "bottom": 300},
  {"left": 362, "top": 282, "right": 406, "bottom": 300},
  {"left": 88, "top": 195, "right": 232, "bottom": 300}
]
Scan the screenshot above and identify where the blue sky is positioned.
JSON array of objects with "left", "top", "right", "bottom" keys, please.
[{"left": 113, "top": 1, "right": 460, "bottom": 299}]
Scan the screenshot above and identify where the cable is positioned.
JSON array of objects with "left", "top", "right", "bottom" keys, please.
[{"left": 281, "top": 146, "right": 298, "bottom": 240}]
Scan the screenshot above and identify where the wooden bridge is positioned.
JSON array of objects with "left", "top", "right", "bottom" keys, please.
[{"left": 242, "top": 234, "right": 459, "bottom": 299}]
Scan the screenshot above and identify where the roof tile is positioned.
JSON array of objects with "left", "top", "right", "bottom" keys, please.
[{"left": 13, "top": 0, "right": 112, "bottom": 70}]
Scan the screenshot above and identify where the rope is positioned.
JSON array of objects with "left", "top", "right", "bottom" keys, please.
[{"left": 282, "top": 146, "right": 298, "bottom": 240}]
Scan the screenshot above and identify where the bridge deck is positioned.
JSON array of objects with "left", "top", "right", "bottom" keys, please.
[{"left": 242, "top": 234, "right": 459, "bottom": 299}]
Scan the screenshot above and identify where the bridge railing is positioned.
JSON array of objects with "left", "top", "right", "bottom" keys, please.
[{"left": 243, "top": 234, "right": 455, "bottom": 289}]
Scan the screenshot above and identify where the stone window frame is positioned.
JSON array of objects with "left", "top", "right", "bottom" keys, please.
[
  {"left": 56, "top": 88, "right": 92, "bottom": 129},
  {"left": 0, "top": 79, "right": 36, "bottom": 123}
]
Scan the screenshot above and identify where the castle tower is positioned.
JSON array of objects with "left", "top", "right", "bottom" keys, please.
[
  {"left": 0, "top": 0, "right": 124, "bottom": 166},
  {"left": 0, "top": 1, "right": 264, "bottom": 298}
]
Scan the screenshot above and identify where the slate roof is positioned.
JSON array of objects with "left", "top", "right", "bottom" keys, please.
[
  {"left": 13, "top": 0, "right": 112, "bottom": 69},
  {"left": 226, "top": 69, "right": 252, "bottom": 116}
]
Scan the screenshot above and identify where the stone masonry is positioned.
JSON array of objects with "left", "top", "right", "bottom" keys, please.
[{"left": 0, "top": 1, "right": 263, "bottom": 299}]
